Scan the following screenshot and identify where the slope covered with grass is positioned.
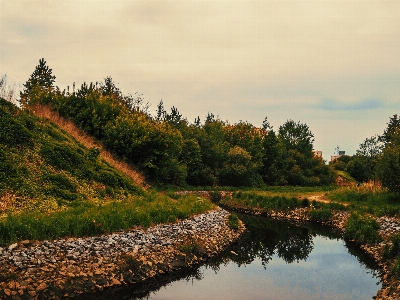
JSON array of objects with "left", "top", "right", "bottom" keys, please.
[
  {"left": 0, "top": 97, "right": 142, "bottom": 215},
  {"left": 0, "top": 98, "right": 215, "bottom": 245}
]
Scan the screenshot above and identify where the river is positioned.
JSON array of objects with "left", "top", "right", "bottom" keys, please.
[{"left": 87, "top": 214, "right": 381, "bottom": 300}]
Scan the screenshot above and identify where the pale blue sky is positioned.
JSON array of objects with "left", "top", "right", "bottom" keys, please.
[{"left": 1, "top": 0, "right": 400, "bottom": 161}]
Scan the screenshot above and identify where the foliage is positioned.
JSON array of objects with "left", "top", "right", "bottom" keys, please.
[
  {"left": 20, "top": 59, "right": 336, "bottom": 187},
  {"left": 0, "top": 193, "right": 215, "bottom": 245},
  {"left": 209, "top": 191, "right": 222, "bottom": 203},
  {"left": 20, "top": 58, "right": 56, "bottom": 106},
  {"left": 308, "top": 209, "right": 332, "bottom": 223},
  {"left": 383, "top": 233, "right": 400, "bottom": 260},
  {"left": 344, "top": 213, "right": 381, "bottom": 244},
  {"left": 228, "top": 213, "right": 240, "bottom": 230},
  {"left": 327, "top": 186, "right": 400, "bottom": 216},
  {"left": 391, "top": 258, "right": 400, "bottom": 278},
  {"left": 376, "top": 115, "right": 400, "bottom": 193},
  {"left": 228, "top": 191, "right": 305, "bottom": 211}
]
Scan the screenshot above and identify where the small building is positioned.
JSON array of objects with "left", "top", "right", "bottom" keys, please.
[{"left": 331, "top": 151, "right": 345, "bottom": 162}]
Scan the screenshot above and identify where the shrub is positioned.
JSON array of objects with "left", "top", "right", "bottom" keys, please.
[
  {"left": 209, "top": 191, "right": 222, "bottom": 203},
  {"left": 392, "top": 258, "right": 400, "bottom": 278},
  {"left": 301, "top": 198, "right": 310, "bottom": 207},
  {"left": 344, "top": 213, "right": 381, "bottom": 244},
  {"left": 228, "top": 213, "right": 240, "bottom": 230},
  {"left": 383, "top": 233, "right": 400, "bottom": 259},
  {"left": 308, "top": 209, "right": 332, "bottom": 222}
]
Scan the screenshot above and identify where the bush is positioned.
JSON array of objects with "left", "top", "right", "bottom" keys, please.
[
  {"left": 228, "top": 213, "right": 240, "bottom": 230},
  {"left": 308, "top": 209, "right": 332, "bottom": 222},
  {"left": 344, "top": 213, "right": 381, "bottom": 244},
  {"left": 392, "top": 258, "right": 400, "bottom": 278},
  {"left": 209, "top": 191, "right": 222, "bottom": 203}
]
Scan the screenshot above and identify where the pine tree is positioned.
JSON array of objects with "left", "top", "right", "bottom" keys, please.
[{"left": 20, "top": 58, "right": 56, "bottom": 105}]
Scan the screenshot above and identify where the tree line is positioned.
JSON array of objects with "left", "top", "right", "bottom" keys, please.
[{"left": 18, "top": 59, "right": 338, "bottom": 187}]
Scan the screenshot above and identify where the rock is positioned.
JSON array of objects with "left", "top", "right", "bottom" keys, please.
[
  {"left": 9, "top": 243, "right": 18, "bottom": 251},
  {"left": 28, "top": 290, "right": 37, "bottom": 297},
  {"left": 36, "top": 282, "right": 47, "bottom": 291}
]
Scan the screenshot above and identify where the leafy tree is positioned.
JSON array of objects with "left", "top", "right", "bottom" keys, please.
[
  {"left": 377, "top": 123, "right": 400, "bottom": 193},
  {"left": 20, "top": 58, "right": 56, "bottom": 105},
  {"left": 278, "top": 120, "right": 314, "bottom": 155},
  {"left": 355, "top": 135, "right": 382, "bottom": 183},
  {"left": 380, "top": 115, "right": 400, "bottom": 146},
  {"left": 220, "top": 146, "right": 260, "bottom": 186},
  {"left": 378, "top": 145, "right": 400, "bottom": 193}
]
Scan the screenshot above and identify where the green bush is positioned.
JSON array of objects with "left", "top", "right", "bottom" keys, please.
[
  {"left": 392, "top": 258, "right": 400, "bottom": 278},
  {"left": 209, "top": 191, "right": 222, "bottom": 203},
  {"left": 344, "top": 213, "right": 381, "bottom": 244},
  {"left": 228, "top": 213, "right": 240, "bottom": 230},
  {"left": 308, "top": 209, "right": 332, "bottom": 222},
  {"left": 0, "top": 99, "right": 33, "bottom": 147}
]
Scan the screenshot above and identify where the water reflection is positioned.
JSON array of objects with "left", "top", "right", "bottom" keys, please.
[{"left": 81, "top": 215, "right": 381, "bottom": 300}]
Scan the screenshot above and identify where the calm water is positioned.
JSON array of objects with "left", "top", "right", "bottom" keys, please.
[{"left": 89, "top": 215, "right": 382, "bottom": 300}]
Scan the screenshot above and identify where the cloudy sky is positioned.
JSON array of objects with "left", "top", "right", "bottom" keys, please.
[{"left": 1, "top": 0, "right": 400, "bottom": 161}]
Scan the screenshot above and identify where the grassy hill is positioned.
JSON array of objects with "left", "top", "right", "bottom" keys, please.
[
  {"left": 0, "top": 98, "right": 214, "bottom": 245},
  {"left": 0, "top": 97, "right": 142, "bottom": 215}
]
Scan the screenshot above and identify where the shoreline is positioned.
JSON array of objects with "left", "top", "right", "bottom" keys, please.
[{"left": 0, "top": 207, "right": 245, "bottom": 299}]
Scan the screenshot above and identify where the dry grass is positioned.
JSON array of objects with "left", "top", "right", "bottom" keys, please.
[{"left": 29, "top": 104, "right": 147, "bottom": 188}]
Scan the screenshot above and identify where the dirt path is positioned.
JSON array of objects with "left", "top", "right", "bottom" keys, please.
[{"left": 306, "top": 194, "right": 349, "bottom": 207}]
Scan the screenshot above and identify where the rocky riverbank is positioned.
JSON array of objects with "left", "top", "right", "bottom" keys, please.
[{"left": 0, "top": 207, "right": 245, "bottom": 299}]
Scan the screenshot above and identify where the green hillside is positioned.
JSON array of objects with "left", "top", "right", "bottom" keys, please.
[
  {"left": 0, "top": 97, "right": 142, "bottom": 216},
  {"left": 0, "top": 98, "right": 214, "bottom": 245}
]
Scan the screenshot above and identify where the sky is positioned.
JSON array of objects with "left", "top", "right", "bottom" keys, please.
[{"left": 1, "top": 0, "right": 400, "bottom": 162}]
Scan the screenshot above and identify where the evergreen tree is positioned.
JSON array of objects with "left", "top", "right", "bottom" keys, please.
[{"left": 20, "top": 58, "right": 56, "bottom": 105}]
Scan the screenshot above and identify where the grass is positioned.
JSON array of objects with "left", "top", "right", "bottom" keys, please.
[
  {"left": 326, "top": 185, "right": 400, "bottom": 216},
  {"left": 0, "top": 193, "right": 215, "bottom": 246},
  {"left": 308, "top": 209, "right": 332, "bottom": 223},
  {"left": 344, "top": 213, "right": 381, "bottom": 244},
  {"left": 0, "top": 98, "right": 215, "bottom": 246},
  {"left": 222, "top": 191, "right": 308, "bottom": 211},
  {"left": 228, "top": 213, "right": 240, "bottom": 230}
]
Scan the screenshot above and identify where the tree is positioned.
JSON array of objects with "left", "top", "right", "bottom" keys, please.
[
  {"left": 220, "top": 146, "right": 260, "bottom": 186},
  {"left": 278, "top": 120, "right": 314, "bottom": 155},
  {"left": 380, "top": 115, "right": 400, "bottom": 146},
  {"left": 377, "top": 119, "right": 400, "bottom": 193},
  {"left": 20, "top": 58, "right": 56, "bottom": 105},
  {"left": 356, "top": 135, "right": 382, "bottom": 183},
  {"left": 156, "top": 100, "right": 166, "bottom": 122}
]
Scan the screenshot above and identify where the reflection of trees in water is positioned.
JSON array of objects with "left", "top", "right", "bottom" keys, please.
[{"left": 206, "top": 215, "right": 314, "bottom": 269}]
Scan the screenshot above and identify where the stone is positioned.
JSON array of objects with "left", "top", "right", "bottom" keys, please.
[
  {"left": 36, "top": 282, "right": 47, "bottom": 291},
  {"left": 9, "top": 243, "right": 18, "bottom": 251},
  {"left": 28, "top": 290, "right": 37, "bottom": 297}
]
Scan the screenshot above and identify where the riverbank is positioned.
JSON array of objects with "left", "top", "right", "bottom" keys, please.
[
  {"left": 0, "top": 207, "right": 245, "bottom": 299},
  {"left": 218, "top": 199, "right": 400, "bottom": 300}
]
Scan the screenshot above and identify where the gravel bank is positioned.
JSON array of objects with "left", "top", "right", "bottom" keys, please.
[{"left": 0, "top": 207, "right": 245, "bottom": 299}]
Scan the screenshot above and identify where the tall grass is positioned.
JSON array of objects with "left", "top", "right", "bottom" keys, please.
[
  {"left": 327, "top": 185, "right": 400, "bottom": 216},
  {"left": 224, "top": 191, "right": 307, "bottom": 211},
  {"left": 344, "top": 213, "right": 381, "bottom": 244},
  {"left": 0, "top": 193, "right": 215, "bottom": 246}
]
